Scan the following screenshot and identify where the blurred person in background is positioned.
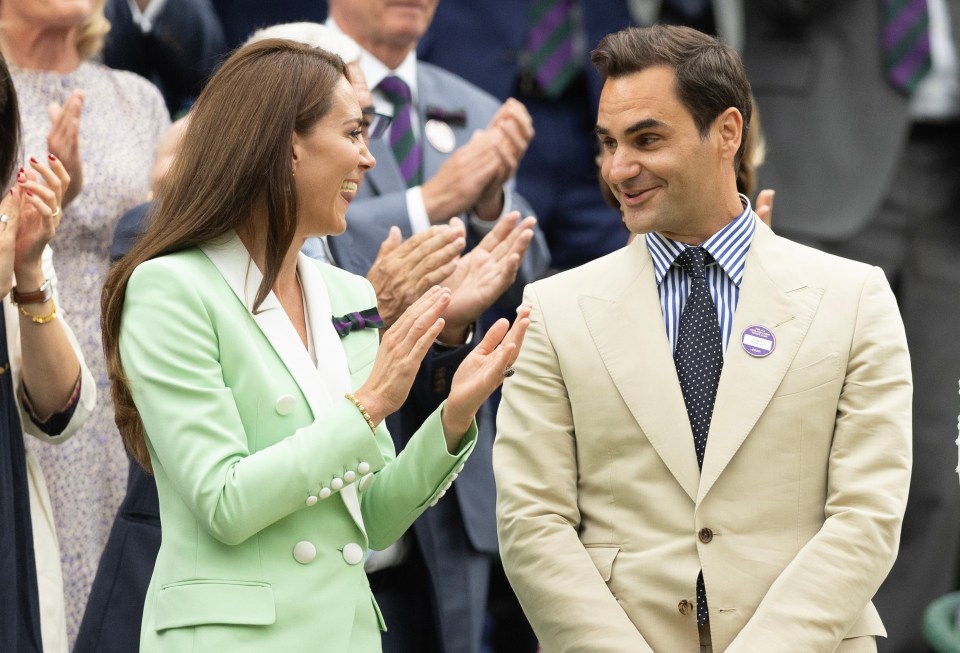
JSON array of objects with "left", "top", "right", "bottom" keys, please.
[
  {"left": 0, "top": 0, "right": 168, "bottom": 643},
  {"left": 0, "top": 52, "right": 96, "bottom": 653},
  {"left": 743, "top": 3, "right": 960, "bottom": 649}
]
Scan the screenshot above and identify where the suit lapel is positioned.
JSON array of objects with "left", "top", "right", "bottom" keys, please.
[
  {"left": 416, "top": 66, "right": 469, "bottom": 183},
  {"left": 580, "top": 242, "right": 701, "bottom": 502},
  {"left": 697, "top": 223, "right": 823, "bottom": 502},
  {"left": 200, "top": 234, "right": 367, "bottom": 537},
  {"left": 363, "top": 137, "right": 406, "bottom": 199}
]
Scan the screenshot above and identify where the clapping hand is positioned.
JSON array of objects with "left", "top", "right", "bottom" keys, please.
[
  {"left": 438, "top": 212, "right": 536, "bottom": 344},
  {"left": 366, "top": 222, "right": 466, "bottom": 327},
  {"left": 440, "top": 305, "right": 532, "bottom": 449},
  {"left": 14, "top": 156, "right": 70, "bottom": 278},
  {"left": 46, "top": 89, "right": 84, "bottom": 207}
]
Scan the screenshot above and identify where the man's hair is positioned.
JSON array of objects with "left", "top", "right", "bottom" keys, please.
[{"left": 592, "top": 25, "right": 753, "bottom": 169}]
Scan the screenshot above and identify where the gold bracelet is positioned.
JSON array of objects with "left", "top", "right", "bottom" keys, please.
[
  {"left": 345, "top": 393, "right": 377, "bottom": 436},
  {"left": 17, "top": 300, "right": 57, "bottom": 324}
]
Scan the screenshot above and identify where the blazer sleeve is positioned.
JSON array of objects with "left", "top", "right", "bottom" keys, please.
[
  {"left": 726, "top": 266, "right": 912, "bottom": 651},
  {"left": 494, "top": 285, "right": 655, "bottom": 652}
]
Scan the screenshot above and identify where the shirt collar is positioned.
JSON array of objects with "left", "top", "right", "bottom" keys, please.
[{"left": 645, "top": 194, "right": 757, "bottom": 287}]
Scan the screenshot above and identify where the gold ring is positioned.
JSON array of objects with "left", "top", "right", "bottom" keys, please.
[{"left": 50, "top": 205, "right": 61, "bottom": 219}]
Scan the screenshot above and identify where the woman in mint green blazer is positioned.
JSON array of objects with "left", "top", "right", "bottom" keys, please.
[{"left": 99, "top": 40, "right": 528, "bottom": 653}]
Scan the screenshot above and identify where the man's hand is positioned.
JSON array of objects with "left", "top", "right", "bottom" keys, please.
[
  {"left": 438, "top": 211, "right": 536, "bottom": 344},
  {"left": 46, "top": 89, "right": 84, "bottom": 207},
  {"left": 474, "top": 99, "right": 535, "bottom": 220},
  {"left": 365, "top": 221, "right": 466, "bottom": 327},
  {"left": 421, "top": 129, "right": 506, "bottom": 224}
]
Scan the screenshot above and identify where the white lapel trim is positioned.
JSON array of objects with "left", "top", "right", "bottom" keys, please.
[{"left": 199, "top": 233, "right": 366, "bottom": 537}]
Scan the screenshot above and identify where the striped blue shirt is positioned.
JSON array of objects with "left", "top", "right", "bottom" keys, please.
[{"left": 645, "top": 197, "right": 757, "bottom": 355}]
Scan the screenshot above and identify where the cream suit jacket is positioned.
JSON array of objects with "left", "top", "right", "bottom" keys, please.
[{"left": 494, "top": 219, "right": 912, "bottom": 652}]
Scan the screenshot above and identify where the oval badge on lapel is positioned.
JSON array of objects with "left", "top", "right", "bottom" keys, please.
[
  {"left": 425, "top": 119, "right": 456, "bottom": 153},
  {"left": 741, "top": 325, "right": 776, "bottom": 358}
]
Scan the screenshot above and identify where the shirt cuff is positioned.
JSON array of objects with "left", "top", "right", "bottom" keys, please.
[
  {"left": 468, "top": 185, "right": 513, "bottom": 234},
  {"left": 406, "top": 187, "right": 431, "bottom": 235},
  {"left": 19, "top": 373, "right": 83, "bottom": 437},
  {"left": 126, "top": 0, "right": 170, "bottom": 32}
]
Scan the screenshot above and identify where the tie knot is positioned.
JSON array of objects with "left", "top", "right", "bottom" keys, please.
[
  {"left": 675, "top": 246, "right": 709, "bottom": 280},
  {"left": 378, "top": 75, "right": 411, "bottom": 103}
]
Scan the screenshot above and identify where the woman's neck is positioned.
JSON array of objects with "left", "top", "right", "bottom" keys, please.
[
  {"left": 236, "top": 224, "right": 303, "bottom": 296},
  {"left": 2, "top": 21, "right": 80, "bottom": 73}
]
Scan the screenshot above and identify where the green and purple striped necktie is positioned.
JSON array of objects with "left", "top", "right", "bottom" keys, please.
[
  {"left": 524, "top": 0, "right": 580, "bottom": 99},
  {"left": 378, "top": 75, "right": 423, "bottom": 187},
  {"left": 881, "top": 0, "right": 933, "bottom": 94}
]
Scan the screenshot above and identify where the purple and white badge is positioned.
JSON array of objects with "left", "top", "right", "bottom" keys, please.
[{"left": 741, "top": 325, "right": 776, "bottom": 358}]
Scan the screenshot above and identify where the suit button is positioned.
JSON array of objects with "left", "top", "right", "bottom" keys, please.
[
  {"left": 342, "top": 542, "right": 364, "bottom": 565},
  {"left": 678, "top": 599, "right": 692, "bottom": 615},
  {"left": 358, "top": 462, "right": 371, "bottom": 474},
  {"left": 293, "top": 541, "right": 317, "bottom": 564},
  {"left": 698, "top": 528, "right": 714, "bottom": 543},
  {"left": 331, "top": 477, "right": 344, "bottom": 491},
  {"left": 275, "top": 394, "right": 296, "bottom": 415},
  {"left": 305, "top": 495, "right": 318, "bottom": 507},
  {"left": 359, "top": 474, "right": 374, "bottom": 492},
  {"left": 343, "top": 470, "right": 357, "bottom": 483},
  {"left": 318, "top": 487, "right": 332, "bottom": 499}
]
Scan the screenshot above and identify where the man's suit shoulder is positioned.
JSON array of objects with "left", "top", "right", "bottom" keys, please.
[
  {"left": 418, "top": 60, "right": 501, "bottom": 110},
  {"left": 772, "top": 231, "right": 882, "bottom": 288}
]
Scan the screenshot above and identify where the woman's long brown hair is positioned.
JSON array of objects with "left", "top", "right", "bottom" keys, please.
[{"left": 101, "top": 39, "right": 347, "bottom": 472}]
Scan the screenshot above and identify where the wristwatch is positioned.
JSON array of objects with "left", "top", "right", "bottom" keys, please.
[{"left": 12, "top": 279, "right": 53, "bottom": 305}]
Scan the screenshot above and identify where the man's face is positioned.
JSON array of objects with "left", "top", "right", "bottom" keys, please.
[
  {"left": 330, "top": 0, "right": 439, "bottom": 55},
  {"left": 596, "top": 66, "right": 738, "bottom": 243}
]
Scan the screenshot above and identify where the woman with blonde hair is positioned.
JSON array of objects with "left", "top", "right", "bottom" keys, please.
[
  {"left": 101, "top": 39, "right": 528, "bottom": 651},
  {"left": 0, "top": 0, "right": 168, "bottom": 641}
]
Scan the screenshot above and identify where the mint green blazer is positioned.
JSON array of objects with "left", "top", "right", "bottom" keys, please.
[{"left": 119, "top": 235, "right": 475, "bottom": 652}]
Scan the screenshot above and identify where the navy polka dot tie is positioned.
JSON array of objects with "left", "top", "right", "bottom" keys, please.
[{"left": 673, "top": 246, "right": 722, "bottom": 626}]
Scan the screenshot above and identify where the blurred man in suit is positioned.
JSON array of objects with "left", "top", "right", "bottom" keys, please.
[
  {"left": 742, "top": 3, "right": 960, "bottom": 649},
  {"left": 496, "top": 25, "right": 912, "bottom": 652}
]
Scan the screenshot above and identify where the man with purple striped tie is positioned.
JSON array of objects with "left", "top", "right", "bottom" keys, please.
[{"left": 324, "top": 2, "right": 550, "bottom": 653}]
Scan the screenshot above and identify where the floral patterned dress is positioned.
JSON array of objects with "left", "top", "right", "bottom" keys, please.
[{"left": 13, "top": 60, "right": 169, "bottom": 646}]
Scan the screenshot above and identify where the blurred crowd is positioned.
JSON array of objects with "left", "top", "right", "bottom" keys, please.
[{"left": 0, "top": 1, "right": 957, "bottom": 652}]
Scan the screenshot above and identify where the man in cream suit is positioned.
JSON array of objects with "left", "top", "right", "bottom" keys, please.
[{"left": 495, "top": 25, "right": 913, "bottom": 652}]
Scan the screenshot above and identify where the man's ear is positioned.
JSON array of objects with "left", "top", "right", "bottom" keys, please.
[{"left": 716, "top": 107, "right": 743, "bottom": 162}]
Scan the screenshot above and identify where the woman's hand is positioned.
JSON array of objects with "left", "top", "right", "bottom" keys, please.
[
  {"left": 47, "top": 90, "right": 84, "bottom": 207},
  {"left": 0, "top": 194, "right": 21, "bottom": 297},
  {"left": 13, "top": 155, "right": 69, "bottom": 283},
  {"left": 353, "top": 286, "right": 452, "bottom": 427},
  {"left": 441, "top": 304, "right": 532, "bottom": 452}
]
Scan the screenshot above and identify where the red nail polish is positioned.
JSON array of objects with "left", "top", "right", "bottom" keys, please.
[
  {"left": 18, "top": 167, "right": 23, "bottom": 173},
  {"left": 48, "top": 154, "right": 56, "bottom": 161},
  {"left": 25, "top": 190, "right": 33, "bottom": 196},
  {"left": 29, "top": 156, "right": 38, "bottom": 164}
]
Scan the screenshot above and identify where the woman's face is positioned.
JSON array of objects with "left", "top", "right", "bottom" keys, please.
[
  {"left": 0, "top": 0, "right": 93, "bottom": 28},
  {"left": 291, "top": 76, "right": 376, "bottom": 238}
]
